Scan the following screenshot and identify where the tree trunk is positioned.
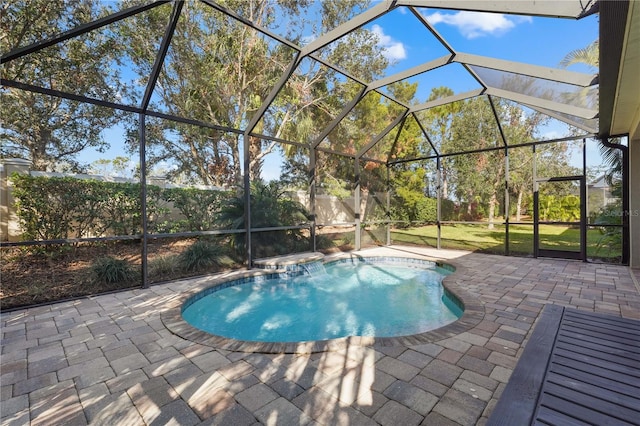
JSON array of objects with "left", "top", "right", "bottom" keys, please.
[
  {"left": 232, "top": 137, "right": 242, "bottom": 191},
  {"left": 516, "top": 190, "right": 523, "bottom": 221},
  {"left": 441, "top": 168, "right": 448, "bottom": 199},
  {"left": 488, "top": 191, "right": 498, "bottom": 230},
  {"left": 248, "top": 135, "right": 262, "bottom": 181},
  {"left": 31, "top": 129, "right": 51, "bottom": 171}
]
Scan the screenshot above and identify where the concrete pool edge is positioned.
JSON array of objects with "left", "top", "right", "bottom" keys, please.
[{"left": 160, "top": 252, "right": 485, "bottom": 354}]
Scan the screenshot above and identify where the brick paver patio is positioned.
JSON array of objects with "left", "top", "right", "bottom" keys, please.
[{"left": 2, "top": 246, "right": 639, "bottom": 425}]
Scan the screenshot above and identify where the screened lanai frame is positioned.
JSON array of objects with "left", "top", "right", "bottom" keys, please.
[{"left": 1, "top": 0, "right": 629, "bottom": 287}]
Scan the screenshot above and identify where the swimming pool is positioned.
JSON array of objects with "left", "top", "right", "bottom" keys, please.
[{"left": 181, "top": 257, "right": 463, "bottom": 343}]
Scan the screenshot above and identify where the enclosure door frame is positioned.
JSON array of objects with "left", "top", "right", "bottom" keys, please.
[{"left": 533, "top": 175, "right": 587, "bottom": 261}]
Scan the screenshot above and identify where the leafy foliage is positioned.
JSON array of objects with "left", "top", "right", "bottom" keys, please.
[
  {"left": 390, "top": 167, "right": 437, "bottom": 224},
  {"left": 90, "top": 256, "right": 137, "bottom": 285},
  {"left": 1, "top": 1, "right": 126, "bottom": 171},
  {"left": 12, "top": 174, "right": 145, "bottom": 240},
  {"left": 590, "top": 202, "right": 623, "bottom": 259},
  {"left": 10, "top": 174, "right": 231, "bottom": 242},
  {"left": 117, "top": 0, "right": 385, "bottom": 186},
  {"left": 148, "top": 255, "right": 179, "bottom": 279},
  {"left": 534, "top": 194, "right": 582, "bottom": 222},
  {"left": 160, "top": 187, "right": 233, "bottom": 232},
  {"left": 178, "top": 240, "right": 224, "bottom": 272},
  {"left": 219, "top": 180, "right": 311, "bottom": 257}
]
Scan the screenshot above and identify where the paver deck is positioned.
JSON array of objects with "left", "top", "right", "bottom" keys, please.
[{"left": 2, "top": 246, "right": 639, "bottom": 425}]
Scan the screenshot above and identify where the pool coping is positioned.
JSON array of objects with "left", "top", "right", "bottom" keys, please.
[{"left": 160, "top": 252, "right": 485, "bottom": 353}]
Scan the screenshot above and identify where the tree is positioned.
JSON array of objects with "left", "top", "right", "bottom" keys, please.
[
  {"left": 218, "top": 180, "right": 310, "bottom": 257},
  {"left": 445, "top": 97, "right": 505, "bottom": 227},
  {"left": 500, "top": 103, "right": 547, "bottom": 221},
  {"left": 89, "top": 157, "right": 134, "bottom": 178},
  {"left": 1, "top": 1, "right": 126, "bottom": 171},
  {"left": 560, "top": 39, "right": 622, "bottom": 182},
  {"left": 420, "top": 87, "right": 459, "bottom": 199},
  {"left": 119, "top": 0, "right": 388, "bottom": 187},
  {"left": 559, "top": 40, "right": 599, "bottom": 70},
  {"left": 391, "top": 166, "right": 437, "bottom": 224}
]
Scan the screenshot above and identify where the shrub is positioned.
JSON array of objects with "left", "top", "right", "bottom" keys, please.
[
  {"left": 148, "top": 255, "right": 179, "bottom": 278},
  {"left": 10, "top": 174, "right": 230, "bottom": 241},
  {"left": 341, "top": 232, "right": 355, "bottom": 246},
  {"left": 592, "top": 203, "right": 623, "bottom": 259},
  {"left": 530, "top": 194, "right": 581, "bottom": 222},
  {"left": 90, "top": 256, "right": 137, "bottom": 285},
  {"left": 178, "top": 240, "right": 224, "bottom": 272},
  {"left": 218, "top": 180, "right": 311, "bottom": 257},
  {"left": 414, "top": 197, "right": 437, "bottom": 223},
  {"left": 440, "top": 199, "right": 456, "bottom": 221},
  {"left": 11, "top": 174, "right": 99, "bottom": 240},
  {"left": 315, "top": 234, "right": 335, "bottom": 250},
  {"left": 163, "top": 187, "right": 232, "bottom": 232},
  {"left": 390, "top": 195, "right": 439, "bottom": 226}
]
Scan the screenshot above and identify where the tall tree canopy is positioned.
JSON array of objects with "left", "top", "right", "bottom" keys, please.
[
  {"left": 118, "top": 0, "right": 390, "bottom": 187},
  {"left": 1, "top": 0, "right": 125, "bottom": 171}
]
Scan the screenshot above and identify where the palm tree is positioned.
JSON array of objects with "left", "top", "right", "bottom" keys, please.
[
  {"left": 219, "top": 180, "right": 311, "bottom": 257},
  {"left": 559, "top": 40, "right": 599, "bottom": 69},
  {"left": 560, "top": 40, "right": 623, "bottom": 181},
  {"left": 561, "top": 40, "right": 625, "bottom": 260}
]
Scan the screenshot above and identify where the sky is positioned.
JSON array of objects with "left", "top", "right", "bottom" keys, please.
[
  {"left": 367, "top": 5, "right": 598, "bottom": 98},
  {"left": 82, "top": 2, "right": 602, "bottom": 180}
]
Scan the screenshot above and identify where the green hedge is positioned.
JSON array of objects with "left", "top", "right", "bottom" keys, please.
[
  {"left": 11, "top": 174, "right": 233, "bottom": 240},
  {"left": 390, "top": 195, "right": 464, "bottom": 225},
  {"left": 530, "top": 194, "right": 581, "bottom": 222}
]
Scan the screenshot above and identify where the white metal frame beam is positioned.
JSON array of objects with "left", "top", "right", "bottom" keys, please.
[
  {"left": 396, "top": 0, "right": 594, "bottom": 19},
  {"left": 411, "top": 88, "right": 485, "bottom": 113},
  {"left": 454, "top": 52, "right": 597, "bottom": 87},
  {"left": 368, "top": 55, "right": 452, "bottom": 90},
  {"left": 485, "top": 87, "right": 598, "bottom": 119},
  {"left": 301, "top": 1, "right": 395, "bottom": 56}
]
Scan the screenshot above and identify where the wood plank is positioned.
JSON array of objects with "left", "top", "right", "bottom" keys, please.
[
  {"left": 537, "top": 393, "right": 637, "bottom": 426},
  {"left": 552, "top": 348, "right": 640, "bottom": 377},
  {"left": 558, "top": 326, "right": 640, "bottom": 351},
  {"left": 560, "top": 322, "right": 640, "bottom": 343},
  {"left": 564, "top": 309, "right": 640, "bottom": 328},
  {"left": 563, "top": 315, "right": 640, "bottom": 334},
  {"left": 556, "top": 334, "right": 640, "bottom": 360},
  {"left": 488, "top": 306, "right": 640, "bottom": 426},
  {"left": 550, "top": 363, "right": 640, "bottom": 397},
  {"left": 551, "top": 355, "right": 640, "bottom": 386},
  {"left": 535, "top": 406, "right": 592, "bottom": 426},
  {"left": 540, "top": 382, "right": 640, "bottom": 424},
  {"left": 486, "top": 304, "right": 564, "bottom": 426},
  {"left": 556, "top": 330, "right": 640, "bottom": 355},
  {"left": 545, "top": 371, "right": 640, "bottom": 411},
  {"left": 562, "top": 321, "right": 640, "bottom": 347},
  {"left": 554, "top": 341, "right": 640, "bottom": 367}
]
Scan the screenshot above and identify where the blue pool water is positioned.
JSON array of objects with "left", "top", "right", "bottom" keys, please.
[{"left": 182, "top": 261, "right": 462, "bottom": 342}]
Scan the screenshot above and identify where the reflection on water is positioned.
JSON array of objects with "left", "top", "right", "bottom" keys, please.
[{"left": 183, "top": 262, "right": 460, "bottom": 342}]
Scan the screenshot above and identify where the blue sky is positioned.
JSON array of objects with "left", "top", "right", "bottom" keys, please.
[
  {"left": 369, "top": 6, "right": 598, "bottom": 71},
  {"left": 87, "top": 3, "right": 601, "bottom": 180},
  {"left": 365, "top": 5, "right": 598, "bottom": 98}
]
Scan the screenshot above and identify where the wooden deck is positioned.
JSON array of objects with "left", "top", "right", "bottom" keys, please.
[{"left": 487, "top": 304, "right": 640, "bottom": 426}]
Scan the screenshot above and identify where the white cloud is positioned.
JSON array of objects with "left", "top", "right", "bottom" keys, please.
[
  {"left": 424, "top": 11, "right": 531, "bottom": 39},
  {"left": 371, "top": 24, "right": 407, "bottom": 61}
]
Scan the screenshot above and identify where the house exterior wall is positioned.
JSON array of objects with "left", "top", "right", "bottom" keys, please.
[{"left": 630, "top": 135, "right": 640, "bottom": 268}]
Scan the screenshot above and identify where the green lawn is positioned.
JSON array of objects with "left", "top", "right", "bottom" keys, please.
[{"left": 390, "top": 223, "right": 622, "bottom": 261}]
